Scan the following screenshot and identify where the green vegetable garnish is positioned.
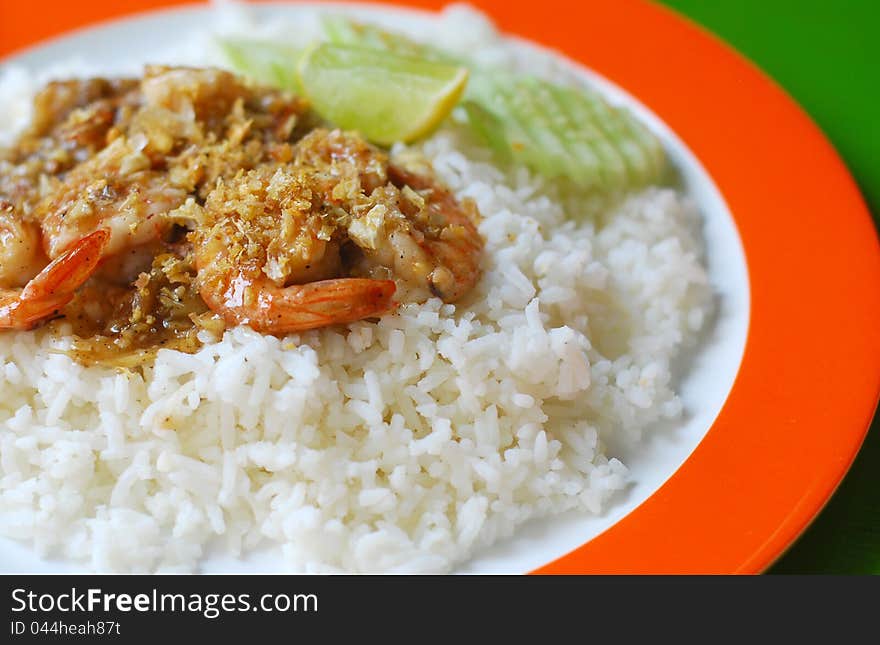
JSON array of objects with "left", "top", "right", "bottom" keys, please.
[
  {"left": 321, "top": 14, "right": 456, "bottom": 63},
  {"left": 465, "top": 74, "right": 666, "bottom": 192},
  {"left": 297, "top": 43, "right": 469, "bottom": 146},
  {"left": 219, "top": 15, "right": 668, "bottom": 196},
  {"left": 218, "top": 38, "right": 303, "bottom": 93},
  {"left": 320, "top": 16, "right": 667, "bottom": 193}
]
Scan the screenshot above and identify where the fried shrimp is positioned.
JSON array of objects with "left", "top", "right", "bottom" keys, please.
[
  {"left": 0, "top": 206, "right": 46, "bottom": 288},
  {"left": 33, "top": 66, "right": 308, "bottom": 265},
  {"left": 193, "top": 129, "right": 483, "bottom": 333},
  {"left": 195, "top": 247, "right": 397, "bottom": 333},
  {"left": 194, "top": 164, "right": 397, "bottom": 333},
  {"left": 35, "top": 137, "right": 189, "bottom": 261},
  {"left": 291, "top": 129, "right": 483, "bottom": 302},
  {"left": 0, "top": 229, "right": 109, "bottom": 330},
  {"left": 356, "top": 162, "right": 482, "bottom": 302},
  {"left": 0, "top": 69, "right": 483, "bottom": 361}
]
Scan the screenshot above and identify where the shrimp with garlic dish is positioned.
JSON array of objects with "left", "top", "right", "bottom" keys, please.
[{"left": 0, "top": 67, "right": 484, "bottom": 364}]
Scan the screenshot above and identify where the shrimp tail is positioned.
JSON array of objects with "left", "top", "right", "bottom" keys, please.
[
  {"left": 266, "top": 278, "right": 398, "bottom": 332},
  {"left": 203, "top": 274, "right": 398, "bottom": 334},
  {"left": 0, "top": 229, "right": 110, "bottom": 330}
]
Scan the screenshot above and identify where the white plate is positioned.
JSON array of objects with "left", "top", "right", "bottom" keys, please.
[{"left": 0, "top": 2, "right": 749, "bottom": 573}]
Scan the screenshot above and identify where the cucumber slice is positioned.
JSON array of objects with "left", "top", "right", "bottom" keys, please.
[{"left": 464, "top": 74, "right": 667, "bottom": 193}]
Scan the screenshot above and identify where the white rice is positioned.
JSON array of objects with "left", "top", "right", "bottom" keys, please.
[{"left": 0, "top": 4, "right": 712, "bottom": 572}]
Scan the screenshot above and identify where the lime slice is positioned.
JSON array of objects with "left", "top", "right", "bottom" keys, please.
[
  {"left": 297, "top": 43, "right": 469, "bottom": 145},
  {"left": 321, "top": 14, "right": 459, "bottom": 64},
  {"left": 217, "top": 38, "right": 302, "bottom": 92}
]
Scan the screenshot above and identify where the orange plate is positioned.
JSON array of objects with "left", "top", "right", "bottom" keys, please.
[{"left": 3, "top": 0, "right": 880, "bottom": 574}]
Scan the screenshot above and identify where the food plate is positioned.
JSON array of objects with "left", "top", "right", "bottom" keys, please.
[{"left": 0, "top": 0, "right": 878, "bottom": 574}]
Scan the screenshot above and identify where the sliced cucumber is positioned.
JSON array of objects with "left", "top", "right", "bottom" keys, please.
[{"left": 465, "top": 74, "right": 667, "bottom": 193}]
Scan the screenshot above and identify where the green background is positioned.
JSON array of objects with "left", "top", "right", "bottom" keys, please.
[{"left": 657, "top": 0, "right": 879, "bottom": 574}]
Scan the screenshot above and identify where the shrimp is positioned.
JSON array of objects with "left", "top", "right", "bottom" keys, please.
[
  {"left": 0, "top": 206, "right": 46, "bottom": 288},
  {"left": 0, "top": 77, "right": 142, "bottom": 225},
  {"left": 292, "top": 129, "right": 484, "bottom": 302},
  {"left": 193, "top": 164, "right": 397, "bottom": 333},
  {"left": 194, "top": 220, "right": 396, "bottom": 333},
  {"left": 32, "top": 66, "right": 304, "bottom": 265},
  {"left": 26, "top": 77, "right": 139, "bottom": 141},
  {"left": 349, "top": 163, "right": 483, "bottom": 302},
  {"left": 196, "top": 266, "right": 397, "bottom": 334},
  {"left": 35, "top": 137, "right": 188, "bottom": 262},
  {"left": 140, "top": 66, "right": 250, "bottom": 130},
  {"left": 0, "top": 229, "right": 110, "bottom": 330}
]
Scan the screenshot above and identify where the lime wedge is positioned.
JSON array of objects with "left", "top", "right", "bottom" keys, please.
[
  {"left": 321, "top": 14, "right": 459, "bottom": 64},
  {"left": 297, "top": 43, "right": 469, "bottom": 145},
  {"left": 218, "top": 38, "right": 303, "bottom": 92}
]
